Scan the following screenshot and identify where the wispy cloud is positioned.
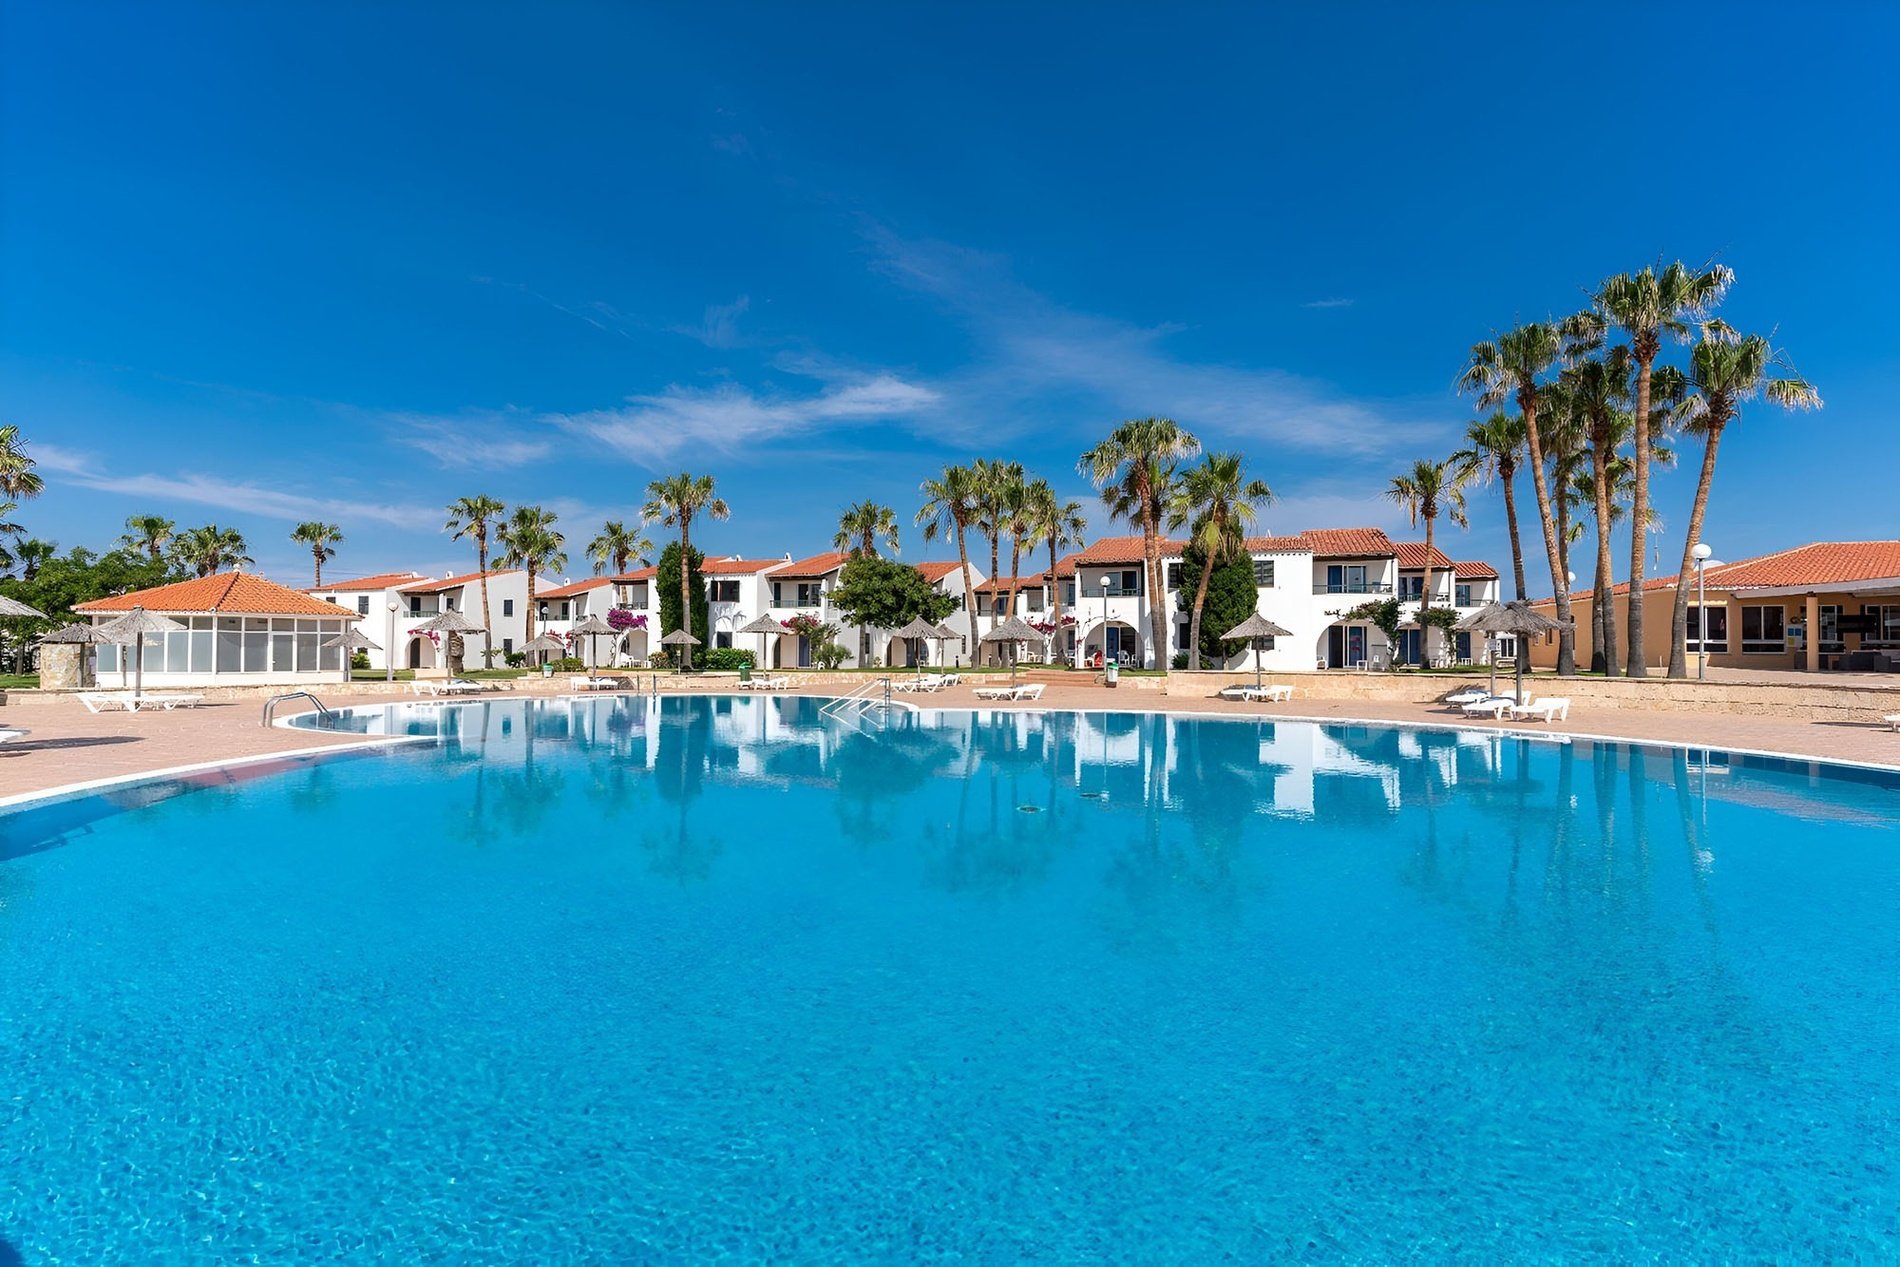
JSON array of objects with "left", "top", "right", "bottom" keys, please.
[
  {"left": 862, "top": 225, "right": 1434, "bottom": 455},
  {"left": 392, "top": 412, "right": 553, "bottom": 471},
  {"left": 43, "top": 448, "right": 438, "bottom": 530},
  {"left": 676, "top": 294, "right": 751, "bottom": 349},
  {"left": 554, "top": 372, "right": 941, "bottom": 467},
  {"left": 1301, "top": 297, "right": 1354, "bottom": 309}
]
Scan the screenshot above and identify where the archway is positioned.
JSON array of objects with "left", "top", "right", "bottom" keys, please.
[
  {"left": 406, "top": 636, "right": 439, "bottom": 671},
  {"left": 1079, "top": 621, "right": 1143, "bottom": 669}
]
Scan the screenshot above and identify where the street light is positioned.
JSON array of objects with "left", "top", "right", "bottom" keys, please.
[
  {"left": 1100, "top": 572, "right": 1120, "bottom": 672},
  {"left": 1692, "top": 542, "right": 1713, "bottom": 681},
  {"left": 385, "top": 601, "right": 398, "bottom": 682}
]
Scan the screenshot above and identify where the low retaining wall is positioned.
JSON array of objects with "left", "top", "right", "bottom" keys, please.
[{"left": 1165, "top": 670, "right": 1900, "bottom": 722}]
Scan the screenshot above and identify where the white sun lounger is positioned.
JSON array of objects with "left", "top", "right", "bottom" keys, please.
[
  {"left": 131, "top": 694, "right": 203, "bottom": 711},
  {"left": 1442, "top": 688, "right": 1493, "bottom": 709},
  {"left": 1220, "top": 684, "right": 1294, "bottom": 703},
  {"left": 973, "top": 682, "right": 1045, "bottom": 702},
  {"left": 0, "top": 727, "right": 30, "bottom": 746},
  {"left": 1508, "top": 697, "right": 1571, "bottom": 723},
  {"left": 1884, "top": 714, "right": 1900, "bottom": 732},
  {"left": 1461, "top": 695, "right": 1520, "bottom": 719},
  {"left": 78, "top": 692, "right": 139, "bottom": 713}
]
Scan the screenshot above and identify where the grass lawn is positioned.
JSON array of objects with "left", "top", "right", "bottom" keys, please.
[{"left": 0, "top": 673, "right": 39, "bottom": 689}]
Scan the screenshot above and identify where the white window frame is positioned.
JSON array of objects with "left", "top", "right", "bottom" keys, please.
[
  {"left": 1686, "top": 603, "right": 1728, "bottom": 653},
  {"left": 1740, "top": 604, "right": 1786, "bottom": 654}
]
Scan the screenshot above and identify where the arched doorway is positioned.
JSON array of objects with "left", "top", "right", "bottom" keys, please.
[
  {"left": 1080, "top": 621, "right": 1143, "bottom": 669},
  {"left": 406, "top": 636, "right": 439, "bottom": 671}
]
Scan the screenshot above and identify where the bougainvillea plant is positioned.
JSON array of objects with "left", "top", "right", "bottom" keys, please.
[{"left": 606, "top": 608, "right": 648, "bottom": 632}]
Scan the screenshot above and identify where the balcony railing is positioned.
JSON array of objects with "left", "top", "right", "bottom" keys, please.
[
  {"left": 1314, "top": 582, "right": 1394, "bottom": 595},
  {"left": 771, "top": 595, "right": 823, "bottom": 609}
]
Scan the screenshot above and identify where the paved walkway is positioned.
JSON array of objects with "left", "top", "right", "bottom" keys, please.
[{"left": 3, "top": 678, "right": 1896, "bottom": 804}]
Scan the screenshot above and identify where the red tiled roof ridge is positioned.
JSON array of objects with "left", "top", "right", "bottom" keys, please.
[
  {"left": 398, "top": 568, "right": 519, "bottom": 594},
  {"left": 78, "top": 571, "right": 358, "bottom": 618},
  {"left": 776, "top": 551, "right": 851, "bottom": 577},
  {"left": 536, "top": 576, "right": 615, "bottom": 599},
  {"left": 306, "top": 570, "right": 427, "bottom": 592}
]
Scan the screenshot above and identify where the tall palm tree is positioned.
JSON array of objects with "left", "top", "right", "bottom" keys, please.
[
  {"left": 497, "top": 505, "right": 566, "bottom": 650},
  {"left": 587, "top": 520, "right": 653, "bottom": 575},
  {"left": 1665, "top": 330, "right": 1820, "bottom": 677},
  {"left": 1459, "top": 323, "right": 1576, "bottom": 674},
  {"left": 832, "top": 500, "right": 901, "bottom": 558},
  {"left": 10, "top": 537, "right": 54, "bottom": 582},
  {"left": 119, "top": 514, "right": 176, "bottom": 562},
  {"left": 290, "top": 521, "right": 344, "bottom": 587},
  {"left": 173, "top": 524, "right": 252, "bottom": 577},
  {"left": 1166, "top": 454, "right": 1272, "bottom": 670},
  {"left": 1452, "top": 411, "right": 1528, "bottom": 601},
  {"left": 1000, "top": 474, "right": 1040, "bottom": 626},
  {"left": 446, "top": 495, "right": 507, "bottom": 660},
  {"left": 0, "top": 425, "right": 43, "bottom": 502},
  {"left": 1553, "top": 343, "right": 1634, "bottom": 673},
  {"left": 1593, "top": 261, "right": 1733, "bottom": 676},
  {"left": 641, "top": 473, "right": 729, "bottom": 670},
  {"left": 1385, "top": 458, "right": 1469, "bottom": 664},
  {"left": 917, "top": 465, "right": 984, "bottom": 656},
  {"left": 1026, "top": 482, "right": 1087, "bottom": 663},
  {"left": 971, "top": 459, "right": 1025, "bottom": 636},
  {"left": 1078, "top": 416, "right": 1200, "bottom": 670}
]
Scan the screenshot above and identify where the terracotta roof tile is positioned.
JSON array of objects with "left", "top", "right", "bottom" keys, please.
[
  {"left": 536, "top": 577, "right": 614, "bottom": 599},
  {"left": 306, "top": 570, "right": 427, "bottom": 592},
  {"left": 1299, "top": 528, "right": 1396, "bottom": 559},
  {"left": 776, "top": 551, "right": 851, "bottom": 578},
  {"left": 1394, "top": 542, "right": 1455, "bottom": 570},
  {"left": 1074, "top": 536, "right": 1187, "bottom": 565},
  {"left": 398, "top": 569, "right": 519, "bottom": 594},
  {"left": 1559, "top": 540, "right": 1900, "bottom": 602},
  {"left": 914, "top": 561, "right": 962, "bottom": 582},
  {"left": 1452, "top": 560, "right": 1500, "bottom": 580},
  {"left": 975, "top": 572, "right": 1048, "bottom": 595},
  {"left": 78, "top": 572, "right": 358, "bottom": 618},
  {"left": 701, "top": 556, "right": 784, "bottom": 575}
]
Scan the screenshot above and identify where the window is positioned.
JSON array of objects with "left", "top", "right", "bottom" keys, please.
[
  {"left": 409, "top": 597, "right": 423, "bottom": 616},
  {"left": 1324, "top": 564, "right": 1372, "bottom": 594},
  {"left": 1819, "top": 604, "right": 1844, "bottom": 654},
  {"left": 1454, "top": 584, "right": 1473, "bottom": 608},
  {"left": 1120, "top": 569, "right": 1140, "bottom": 594},
  {"left": 715, "top": 631, "right": 732, "bottom": 649},
  {"left": 1398, "top": 575, "right": 1423, "bottom": 600},
  {"left": 1252, "top": 558, "right": 1275, "bottom": 587},
  {"left": 357, "top": 596, "right": 369, "bottom": 616},
  {"left": 1741, "top": 604, "right": 1786, "bottom": 653},
  {"left": 710, "top": 580, "right": 740, "bottom": 603},
  {"left": 1687, "top": 604, "right": 1729, "bottom": 653},
  {"left": 1063, "top": 582, "right": 1076, "bottom": 606},
  {"left": 1166, "top": 563, "right": 1183, "bottom": 590},
  {"left": 1869, "top": 604, "right": 1900, "bottom": 647},
  {"left": 1024, "top": 590, "right": 1044, "bottom": 612},
  {"left": 502, "top": 599, "right": 514, "bottom": 617},
  {"left": 560, "top": 601, "right": 571, "bottom": 620},
  {"left": 503, "top": 638, "right": 514, "bottom": 654}
]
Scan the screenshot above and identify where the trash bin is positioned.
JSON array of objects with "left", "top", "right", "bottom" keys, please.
[
  {"left": 1105, "top": 662, "right": 1120, "bottom": 687},
  {"left": 740, "top": 664, "right": 752, "bottom": 684},
  {"left": 541, "top": 663, "right": 554, "bottom": 678}
]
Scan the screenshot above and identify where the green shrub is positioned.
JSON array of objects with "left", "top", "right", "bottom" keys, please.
[
  {"left": 702, "top": 647, "right": 756, "bottom": 671},
  {"left": 1171, "top": 651, "right": 1190, "bottom": 670},
  {"left": 554, "top": 656, "right": 585, "bottom": 671},
  {"left": 503, "top": 650, "right": 527, "bottom": 668},
  {"left": 812, "top": 640, "right": 850, "bottom": 670},
  {"left": 350, "top": 651, "right": 371, "bottom": 670}
]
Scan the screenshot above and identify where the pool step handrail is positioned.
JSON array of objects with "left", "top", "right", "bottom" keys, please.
[
  {"left": 261, "top": 691, "right": 333, "bottom": 727},
  {"left": 819, "top": 677, "right": 894, "bottom": 732}
]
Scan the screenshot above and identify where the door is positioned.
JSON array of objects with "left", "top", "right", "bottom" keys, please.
[
  {"left": 797, "top": 635, "right": 811, "bottom": 668},
  {"left": 1346, "top": 626, "right": 1367, "bottom": 666},
  {"left": 1105, "top": 626, "right": 1123, "bottom": 663},
  {"left": 1397, "top": 629, "right": 1422, "bottom": 666}
]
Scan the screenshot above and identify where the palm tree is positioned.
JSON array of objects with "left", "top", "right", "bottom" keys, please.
[
  {"left": 1026, "top": 482, "right": 1087, "bottom": 664},
  {"left": 1459, "top": 323, "right": 1576, "bottom": 674},
  {"left": 119, "top": 514, "right": 176, "bottom": 562},
  {"left": 1167, "top": 454, "right": 1272, "bottom": 670},
  {"left": 1385, "top": 458, "right": 1468, "bottom": 665},
  {"left": 1079, "top": 416, "right": 1200, "bottom": 670},
  {"left": 446, "top": 495, "right": 507, "bottom": 661},
  {"left": 173, "top": 524, "right": 252, "bottom": 577},
  {"left": 10, "top": 537, "right": 54, "bottom": 582},
  {"left": 290, "top": 521, "right": 344, "bottom": 587},
  {"left": 1593, "top": 261, "right": 1733, "bottom": 676},
  {"left": 0, "top": 425, "right": 43, "bottom": 501},
  {"left": 1665, "top": 330, "right": 1820, "bottom": 677},
  {"left": 917, "top": 464, "right": 984, "bottom": 657},
  {"left": 497, "top": 505, "right": 566, "bottom": 649},
  {"left": 1452, "top": 411, "right": 1528, "bottom": 601},
  {"left": 587, "top": 520, "right": 652, "bottom": 576},
  {"left": 1553, "top": 343, "right": 1634, "bottom": 673},
  {"left": 971, "top": 459, "right": 1025, "bottom": 639},
  {"left": 641, "top": 473, "right": 729, "bottom": 670},
  {"left": 832, "top": 500, "right": 901, "bottom": 558}
]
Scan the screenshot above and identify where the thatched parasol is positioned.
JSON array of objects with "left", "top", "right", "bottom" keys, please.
[
  {"left": 659, "top": 628, "right": 701, "bottom": 674},
  {"left": 94, "top": 606, "right": 186, "bottom": 697},
  {"left": 736, "top": 612, "right": 786, "bottom": 676},
  {"left": 571, "top": 614, "right": 615, "bottom": 668},
  {"left": 321, "top": 628, "right": 381, "bottom": 684},
  {"left": 981, "top": 615, "right": 1045, "bottom": 685},
  {"left": 891, "top": 615, "right": 941, "bottom": 678},
  {"left": 520, "top": 632, "right": 565, "bottom": 669},
  {"left": 38, "top": 622, "right": 115, "bottom": 645},
  {"left": 0, "top": 594, "right": 48, "bottom": 619},
  {"left": 1222, "top": 611, "right": 1294, "bottom": 693},
  {"left": 1457, "top": 601, "right": 1568, "bottom": 699}
]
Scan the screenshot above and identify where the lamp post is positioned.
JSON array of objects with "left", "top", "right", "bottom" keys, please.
[
  {"left": 1692, "top": 542, "right": 1713, "bottom": 681},
  {"left": 385, "top": 602, "right": 398, "bottom": 682},
  {"left": 1099, "top": 573, "right": 1119, "bottom": 670}
]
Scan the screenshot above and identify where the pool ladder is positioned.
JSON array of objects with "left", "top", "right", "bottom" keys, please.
[
  {"left": 819, "top": 677, "right": 894, "bottom": 733},
  {"left": 261, "top": 691, "right": 333, "bottom": 727}
]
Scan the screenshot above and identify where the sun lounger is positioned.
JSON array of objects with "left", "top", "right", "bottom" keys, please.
[
  {"left": 0, "top": 727, "right": 30, "bottom": 746},
  {"left": 129, "top": 694, "right": 203, "bottom": 711},
  {"left": 1884, "top": 713, "right": 1900, "bottom": 732},
  {"left": 1461, "top": 695, "right": 1520, "bottom": 719},
  {"left": 78, "top": 692, "right": 139, "bottom": 713},
  {"left": 1442, "top": 688, "right": 1493, "bottom": 709},
  {"left": 1509, "top": 697, "right": 1571, "bottom": 723},
  {"left": 1219, "top": 684, "right": 1295, "bottom": 703},
  {"left": 973, "top": 682, "right": 1045, "bottom": 702}
]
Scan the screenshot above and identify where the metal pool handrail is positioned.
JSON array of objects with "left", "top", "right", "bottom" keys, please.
[{"left": 261, "top": 691, "right": 333, "bottom": 727}]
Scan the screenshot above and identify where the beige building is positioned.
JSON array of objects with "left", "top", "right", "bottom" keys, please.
[{"left": 1528, "top": 540, "right": 1900, "bottom": 674}]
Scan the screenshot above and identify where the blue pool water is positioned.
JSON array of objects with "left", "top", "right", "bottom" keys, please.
[{"left": 2, "top": 695, "right": 1898, "bottom": 1261}]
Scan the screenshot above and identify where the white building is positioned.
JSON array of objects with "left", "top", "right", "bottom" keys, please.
[{"left": 83, "top": 571, "right": 359, "bottom": 687}]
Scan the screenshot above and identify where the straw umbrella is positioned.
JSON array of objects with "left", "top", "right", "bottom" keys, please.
[
  {"left": 0, "top": 594, "right": 47, "bottom": 619},
  {"left": 320, "top": 627, "right": 381, "bottom": 685},
  {"left": 412, "top": 608, "right": 487, "bottom": 673},
  {"left": 37, "top": 621, "right": 114, "bottom": 689},
  {"left": 891, "top": 616, "right": 941, "bottom": 680},
  {"left": 660, "top": 628, "right": 700, "bottom": 675},
  {"left": 1221, "top": 611, "right": 1294, "bottom": 694},
  {"left": 519, "top": 632, "right": 565, "bottom": 669},
  {"left": 982, "top": 615, "right": 1045, "bottom": 685},
  {"left": 737, "top": 612, "right": 786, "bottom": 676},
  {"left": 930, "top": 621, "right": 963, "bottom": 671},
  {"left": 94, "top": 606, "right": 186, "bottom": 697},
  {"left": 1456, "top": 601, "right": 1568, "bottom": 701},
  {"left": 571, "top": 614, "right": 615, "bottom": 669}
]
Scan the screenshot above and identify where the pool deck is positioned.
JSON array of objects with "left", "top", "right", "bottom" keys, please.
[{"left": 2, "top": 678, "right": 1896, "bottom": 803}]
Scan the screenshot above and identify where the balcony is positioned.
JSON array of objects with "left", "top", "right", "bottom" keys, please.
[
  {"left": 771, "top": 594, "right": 824, "bottom": 610},
  {"left": 1314, "top": 582, "right": 1394, "bottom": 595}
]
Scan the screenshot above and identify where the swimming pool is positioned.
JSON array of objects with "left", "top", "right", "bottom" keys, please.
[{"left": 2, "top": 694, "right": 1896, "bottom": 1260}]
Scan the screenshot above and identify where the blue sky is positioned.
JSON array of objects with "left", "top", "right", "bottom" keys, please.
[{"left": 4, "top": 4, "right": 1895, "bottom": 588}]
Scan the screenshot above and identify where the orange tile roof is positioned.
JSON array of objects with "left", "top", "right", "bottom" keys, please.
[
  {"left": 1559, "top": 540, "right": 1900, "bottom": 602},
  {"left": 1452, "top": 560, "right": 1499, "bottom": 580},
  {"left": 1075, "top": 536, "right": 1187, "bottom": 565},
  {"left": 307, "top": 570, "right": 426, "bottom": 593},
  {"left": 1394, "top": 542, "right": 1455, "bottom": 570},
  {"left": 536, "top": 576, "right": 614, "bottom": 599},
  {"left": 974, "top": 572, "right": 1048, "bottom": 595},
  {"left": 399, "top": 569, "right": 517, "bottom": 594},
  {"left": 915, "top": 561, "right": 962, "bottom": 582},
  {"left": 1298, "top": 528, "right": 1396, "bottom": 558},
  {"left": 614, "top": 567, "right": 657, "bottom": 582},
  {"left": 1050, "top": 551, "right": 1083, "bottom": 579},
  {"left": 701, "top": 556, "right": 783, "bottom": 575},
  {"left": 776, "top": 551, "right": 851, "bottom": 578},
  {"left": 77, "top": 572, "right": 358, "bottom": 618}
]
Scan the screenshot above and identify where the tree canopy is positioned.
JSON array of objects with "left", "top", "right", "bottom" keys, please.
[
  {"left": 826, "top": 555, "right": 961, "bottom": 632},
  {"left": 1174, "top": 544, "right": 1257, "bottom": 665},
  {"left": 656, "top": 542, "right": 709, "bottom": 647}
]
